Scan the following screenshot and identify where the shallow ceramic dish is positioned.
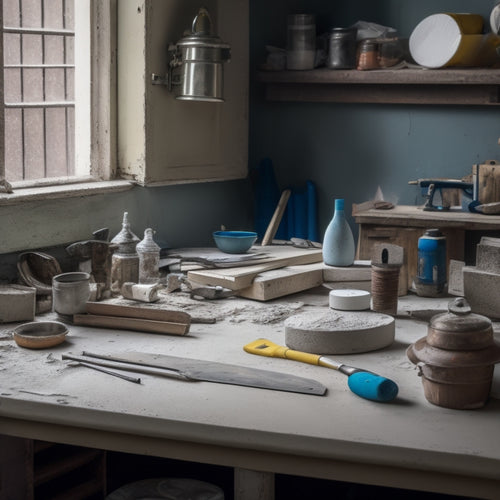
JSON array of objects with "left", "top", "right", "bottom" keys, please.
[
  {"left": 13, "top": 321, "right": 68, "bottom": 349},
  {"left": 213, "top": 230, "right": 258, "bottom": 254}
]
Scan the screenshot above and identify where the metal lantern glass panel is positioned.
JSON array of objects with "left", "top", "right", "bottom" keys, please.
[{"left": 168, "top": 7, "right": 231, "bottom": 102}]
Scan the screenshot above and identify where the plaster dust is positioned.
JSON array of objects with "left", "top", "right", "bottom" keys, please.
[
  {"left": 107, "top": 289, "right": 308, "bottom": 325},
  {"left": 285, "top": 310, "right": 394, "bottom": 331},
  {"left": 0, "top": 287, "right": 329, "bottom": 402},
  {"left": 284, "top": 310, "right": 396, "bottom": 355}
]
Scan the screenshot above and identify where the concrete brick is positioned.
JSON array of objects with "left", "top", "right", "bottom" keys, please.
[
  {"left": 0, "top": 285, "right": 36, "bottom": 323},
  {"left": 476, "top": 237, "right": 500, "bottom": 274},
  {"left": 463, "top": 266, "right": 500, "bottom": 319},
  {"left": 322, "top": 260, "right": 371, "bottom": 282},
  {"left": 448, "top": 259, "right": 465, "bottom": 296}
]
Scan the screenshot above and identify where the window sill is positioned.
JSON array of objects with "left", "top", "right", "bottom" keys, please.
[{"left": 0, "top": 179, "right": 135, "bottom": 206}]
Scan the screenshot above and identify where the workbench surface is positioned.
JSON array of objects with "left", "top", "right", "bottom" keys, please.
[{"left": 1, "top": 289, "right": 499, "bottom": 499}]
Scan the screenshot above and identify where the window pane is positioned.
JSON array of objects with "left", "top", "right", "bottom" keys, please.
[
  {"left": 23, "top": 107, "right": 45, "bottom": 179},
  {"left": 3, "top": 0, "right": 76, "bottom": 181},
  {"left": 45, "top": 67, "right": 65, "bottom": 101},
  {"left": 3, "top": 33, "right": 20, "bottom": 65},
  {"left": 46, "top": 107, "right": 69, "bottom": 176},
  {"left": 21, "top": 0, "right": 42, "bottom": 29},
  {"left": 4, "top": 67, "right": 20, "bottom": 101},
  {"left": 43, "top": 0, "right": 64, "bottom": 30},
  {"left": 4, "top": 108, "right": 23, "bottom": 181}
]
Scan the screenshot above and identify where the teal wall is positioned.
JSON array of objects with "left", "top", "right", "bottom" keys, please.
[
  {"left": 249, "top": 0, "right": 500, "bottom": 237},
  {"left": 0, "top": 0, "right": 498, "bottom": 266}
]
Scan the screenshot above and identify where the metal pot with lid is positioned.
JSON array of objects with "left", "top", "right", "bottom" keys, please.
[
  {"left": 407, "top": 297, "right": 500, "bottom": 409},
  {"left": 168, "top": 7, "right": 231, "bottom": 102}
]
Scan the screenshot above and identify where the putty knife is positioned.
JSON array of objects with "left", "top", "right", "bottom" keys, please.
[
  {"left": 62, "top": 351, "right": 327, "bottom": 396},
  {"left": 244, "top": 339, "right": 398, "bottom": 402}
]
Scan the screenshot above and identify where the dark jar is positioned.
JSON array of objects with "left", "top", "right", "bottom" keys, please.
[{"left": 327, "top": 27, "right": 357, "bottom": 69}]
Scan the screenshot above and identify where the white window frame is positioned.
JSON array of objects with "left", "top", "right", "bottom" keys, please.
[
  {"left": 0, "top": 0, "right": 133, "bottom": 205},
  {"left": 0, "top": 0, "right": 249, "bottom": 205}
]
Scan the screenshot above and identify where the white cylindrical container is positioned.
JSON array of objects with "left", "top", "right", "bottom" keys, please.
[{"left": 329, "top": 289, "right": 371, "bottom": 311}]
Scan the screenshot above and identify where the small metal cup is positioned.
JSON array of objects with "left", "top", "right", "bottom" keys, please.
[{"left": 52, "top": 272, "right": 91, "bottom": 316}]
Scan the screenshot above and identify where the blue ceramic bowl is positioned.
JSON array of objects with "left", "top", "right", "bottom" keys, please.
[{"left": 213, "top": 230, "right": 258, "bottom": 254}]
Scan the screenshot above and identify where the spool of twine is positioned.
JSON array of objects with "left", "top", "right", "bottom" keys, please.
[{"left": 371, "top": 264, "right": 401, "bottom": 315}]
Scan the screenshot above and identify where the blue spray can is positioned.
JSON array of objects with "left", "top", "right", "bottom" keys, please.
[{"left": 416, "top": 229, "right": 447, "bottom": 296}]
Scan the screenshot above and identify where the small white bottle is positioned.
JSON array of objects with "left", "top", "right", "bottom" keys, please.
[{"left": 136, "top": 228, "right": 161, "bottom": 284}]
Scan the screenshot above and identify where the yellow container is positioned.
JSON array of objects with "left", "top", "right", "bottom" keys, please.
[
  {"left": 447, "top": 34, "right": 500, "bottom": 67},
  {"left": 410, "top": 13, "right": 499, "bottom": 68},
  {"left": 444, "top": 13, "right": 483, "bottom": 34}
]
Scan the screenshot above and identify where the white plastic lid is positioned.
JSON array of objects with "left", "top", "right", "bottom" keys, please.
[
  {"left": 409, "top": 13, "right": 461, "bottom": 68},
  {"left": 329, "top": 289, "right": 371, "bottom": 311}
]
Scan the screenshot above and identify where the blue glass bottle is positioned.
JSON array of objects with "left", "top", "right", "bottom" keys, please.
[{"left": 322, "top": 198, "right": 355, "bottom": 267}]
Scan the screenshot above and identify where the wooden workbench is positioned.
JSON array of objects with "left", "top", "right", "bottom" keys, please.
[
  {"left": 0, "top": 290, "right": 499, "bottom": 499},
  {"left": 354, "top": 205, "right": 500, "bottom": 294}
]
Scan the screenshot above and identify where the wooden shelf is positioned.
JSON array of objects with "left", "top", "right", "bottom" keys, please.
[
  {"left": 353, "top": 204, "right": 500, "bottom": 230},
  {"left": 256, "top": 67, "right": 500, "bottom": 105}
]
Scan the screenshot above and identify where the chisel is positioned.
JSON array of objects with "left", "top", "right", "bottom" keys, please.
[{"left": 244, "top": 339, "right": 398, "bottom": 402}]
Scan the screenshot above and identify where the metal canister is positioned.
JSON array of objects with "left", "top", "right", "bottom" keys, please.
[
  {"left": 286, "top": 14, "right": 316, "bottom": 70},
  {"left": 52, "top": 272, "right": 91, "bottom": 317},
  {"left": 416, "top": 228, "right": 447, "bottom": 296},
  {"left": 327, "top": 27, "right": 357, "bottom": 69}
]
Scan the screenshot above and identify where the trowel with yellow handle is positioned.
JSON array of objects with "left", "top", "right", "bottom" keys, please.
[{"left": 244, "top": 339, "right": 399, "bottom": 402}]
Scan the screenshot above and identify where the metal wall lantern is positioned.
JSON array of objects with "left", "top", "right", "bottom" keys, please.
[{"left": 152, "top": 7, "right": 231, "bottom": 102}]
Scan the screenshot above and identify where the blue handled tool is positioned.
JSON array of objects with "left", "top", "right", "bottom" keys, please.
[{"left": 244, "top": 339, "right": 398, "bottom": 402}]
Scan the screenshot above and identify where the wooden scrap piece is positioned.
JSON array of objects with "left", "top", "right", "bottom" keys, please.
[
  {"left": 73, "top": 314, "right": 189, "bottom": 336},
  {"left": 85, "top": 301, "right": 190, "bottom": 324},
  {"left": 187, "top": 246, "right": 323, "bottom": 290},
  {"left": 75, "top": 301, "right": 191, "bottom": 335},
  {"left": 237, "top": 262, "right": 324, "bottom": 301}
]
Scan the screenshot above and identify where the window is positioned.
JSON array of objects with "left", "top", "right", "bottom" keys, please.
[
  {"left": 0, "top": 0, "right": 248, "bottom": 200},
  {"left": 1, "top": 0, "right": 116, "bottom": 192}
]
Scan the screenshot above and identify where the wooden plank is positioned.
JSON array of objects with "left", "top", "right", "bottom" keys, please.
[
  {"left": 258, "top": 68, "right": 500, "bottom": 105},
  {"left": 353, "top": 205, "right": 500, "bottom": 230},
  {"left": 261, "top": 189, "right": 291, "bottom": 246},
  {"left": 265, "top": 83, "right": 500, "bottom": 105},
  {"left": 322, "top": 260, "right": 371, "bottom": 282},
  {"left": 237, "top": 263, "right": 324, "bottom": 301},
  {"left": 234, "top": 468, "right": 275, "bottom": 500},
  {"left": 473, "top": 161, "right": 500, "bottom": 205},
  {"left": 73, "top": 314, "right": 189, "bottom": 336},
  {"left": 257, "top": 68, "right": 500, "bottom": 85},
  {"left": 187, "top": 248, "right": 323, "bottom": 290},
  {"left": 0, "top": 436, "right": 33, "bottom": 500},
  {"left": 85, "top": 301, "right": 190, "bottom": 325}
]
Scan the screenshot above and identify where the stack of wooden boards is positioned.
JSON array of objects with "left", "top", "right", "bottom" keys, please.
[
  {"left": 185, "top": 246, "right": 371, "bottom": 301},
  {"left": 74, "top": 302, "right": 191, "bottom": 335}
]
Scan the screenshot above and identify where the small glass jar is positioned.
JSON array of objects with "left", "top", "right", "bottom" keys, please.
[
  {"left": 377, "top": 37, "right": 404, "bottom": 68},
  {"left": 136, "top": 228, "right": 160, "bottom": 284},
  {"left": 357, "top": 38, "right": 379, "bottom": 70},
  {"left": 327, "top": 27, "right": 357, "bottom": 69},
  {"left": 286, "top": 14, "right": 316, "bottom": 70}
]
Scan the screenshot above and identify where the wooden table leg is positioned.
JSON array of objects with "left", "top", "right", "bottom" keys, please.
[{"left": 234, "top": 468, "right": 275, "bottom": 500}]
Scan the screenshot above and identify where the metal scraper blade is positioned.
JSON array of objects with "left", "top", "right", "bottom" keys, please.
[{"left": 80, "top": 351, "right": 327, "bottom": 396}]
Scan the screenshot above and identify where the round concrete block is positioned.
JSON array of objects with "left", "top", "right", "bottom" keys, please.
[
  {"left": 285, "top": 310, "right": 395, "bottom": 355},
  {"left": 329, "top": 289, "right": 371, "bottom": 311}
]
